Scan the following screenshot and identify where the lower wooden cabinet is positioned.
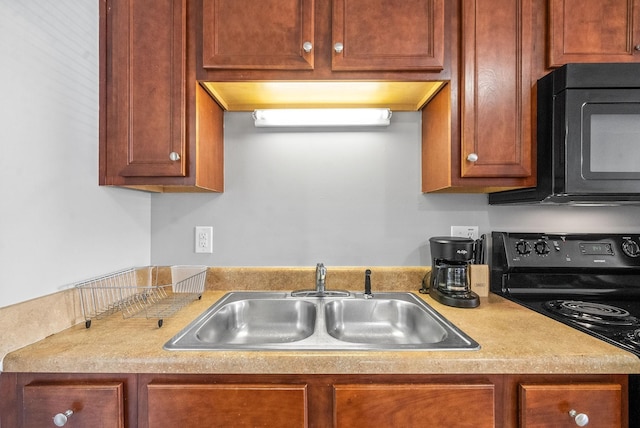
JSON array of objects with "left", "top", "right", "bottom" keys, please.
[
  {"left": 23, "top": 382, "right": 125, "bottom": 428},
  {"left": 519, "top": 383, "right": 622, "bottom": 427},
  {"left": 0, "top": 373, "right": 136, "bottom": 428},
  {"left": 146, "top": 383, "right": 307, "bottom": 427},
  {"left": 334, "top": 383, "right": 495, "bottom": 427},
  {"left": 0, "top": 372, "right": 629, "bottom": 427}
]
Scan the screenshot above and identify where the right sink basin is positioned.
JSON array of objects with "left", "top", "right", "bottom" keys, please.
[
  {"left": 164, "top": 291, "right": 480, "bottom": 351},
  {"left": 323, "top": 298, "right": 448, "bottom": 345}
]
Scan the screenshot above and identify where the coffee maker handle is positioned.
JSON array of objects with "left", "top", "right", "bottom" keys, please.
[
  {"left": 476, "top": 234, "right": 486, "bottom": 264},
  {"left": 419, "top": 271, "right": 430, "bottom": 294}
]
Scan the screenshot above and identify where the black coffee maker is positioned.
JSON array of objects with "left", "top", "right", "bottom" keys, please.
[{"left": 422, "top": 236, "right": 480, "bottom": 308}]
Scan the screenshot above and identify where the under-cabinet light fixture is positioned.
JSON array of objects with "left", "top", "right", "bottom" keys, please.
[{"left": 252, "top": 108, "right": 392, "bottom": 128}]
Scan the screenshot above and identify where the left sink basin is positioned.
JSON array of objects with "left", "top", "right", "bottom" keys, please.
[{"left": 195, "top": 298, "right": 317, "bottom": 345}]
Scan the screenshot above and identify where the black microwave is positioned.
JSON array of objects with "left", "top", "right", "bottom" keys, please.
[{"left": 490, "top": 63, "right": 640, "bottom": 205}]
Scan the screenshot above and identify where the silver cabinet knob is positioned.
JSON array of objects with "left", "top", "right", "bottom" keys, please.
[
  {"left": 467, "top": 153, "right": 479, "bottom": 162},
  {"left": 169, "top": 151, "right": 180, "bottom": 161},
  {"left": 569, "top": 409, "right": 589, "bottom": 426},
  {"left": 53, "top": 410, "right": 74, "bottom": 427},
  {"left": 635, "top": 44, "right": 640, "bottom": 51},
  {"left": 303, "top": 41, "right": 313, "bottom": 53},
  {"left": 334, "top": 42, "right": 344, "bottom": 53}
]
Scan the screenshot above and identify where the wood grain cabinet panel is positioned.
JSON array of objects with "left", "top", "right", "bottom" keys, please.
[
  {"left": 460, "top": 0, "right": 533, "bottom": 179},
  {"left": 101, "top": 0, "right": 224, "bottom": 192},
  {"left": 201, "top": 0, "right": 444, "bottom": 73},
  {"left": 332, "top": 0, "right": 445, "bottom": 71},
  {"left": 548, "top": 0, "right": 640, "bottom": 67},
  {"left": 146, "top": 383, "right": 308, "bottom": 427},
  {"left": 22, "top": 382, "right": 124, "bottom": 428},
  {"left": 333, "top": 383, "right": 495, "bottom": 427},
  {"left": 422, "top": 0, "right": 535, "bottom": 192},
  {"left": 520, "top": 383, "right": 623, "bottom": 427},
  {"left": 202, "top": 0, "right": 315, "bottom": 70},
  {"left": 104, "top": 0, "right": 186, "bottom": 178}
]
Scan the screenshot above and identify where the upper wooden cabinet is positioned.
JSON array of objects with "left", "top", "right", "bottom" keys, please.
[
  {"left": 459, "top": 0, "right": 533, "bottom": 180},
  {"left": 199, "top": 0, "right": 447, "bottom": 77},
  {"left": 422, "top": 0, "right": 535, "bottom": 192},
  {"left": 202, "top": 0, "right": 315, "bottom": 70},
  {"left": 331, "top": 0, "right": 444, "bottom": 71},
  {"left": 100, "top": 0, "right": 223, "bottom": 192},
  {"left": 548, "top": 0, "right": 640, "bottom": 67}
]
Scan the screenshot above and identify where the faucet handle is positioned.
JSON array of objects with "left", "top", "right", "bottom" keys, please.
[
  {"left": 316, "top": 263, "right": 326, "bottom": 277},
  {"left": 364, "top": 269, "right": 373, "bottom": 298},
  {"left": 315, "top": 263, "right": 327, "bottom": 293}
]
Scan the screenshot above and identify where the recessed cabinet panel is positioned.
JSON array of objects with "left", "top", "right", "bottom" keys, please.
[
  {"left": 332, "top": 0, "right": 445, "bottom": 71},
  {"left": 460, "top": 0, "right": 532, "bottom": 178},
  {"left": 146, "top": 383, "right": 308, "bottom": 427},
  {"left": 23, "top": 383, "right": 124, "bottom": 428},
  {"left": 548, "top": 0, "right": 640, "bottom": 67},
  {"left": 519, "top": 383, "right": 622, "bottom": 427},
  {"left": 202, "top": 0, "right": 314, "bottom": 70},
  {"left": 334, "top": 383, "right": 495, "bottom": 427}
]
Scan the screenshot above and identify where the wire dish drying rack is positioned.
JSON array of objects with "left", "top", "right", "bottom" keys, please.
[{"left": 76, "top": 266, "right": 207, "bottom": 328}]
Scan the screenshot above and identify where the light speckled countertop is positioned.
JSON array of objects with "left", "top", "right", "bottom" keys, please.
[{"left": 5, "top": 290, "right": 640, "bottom": 375}]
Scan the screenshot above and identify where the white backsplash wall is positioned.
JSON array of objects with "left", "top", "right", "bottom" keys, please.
[
  {"left": 150, "top": 112, "right": 640, "bottom": 267},
  {"left": 0, "top": 1, "right": 151, "bottom": 309}
]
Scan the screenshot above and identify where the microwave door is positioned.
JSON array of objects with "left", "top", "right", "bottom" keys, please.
[{"left": 566, "top": 90, "right": 640, "bottom": 195}]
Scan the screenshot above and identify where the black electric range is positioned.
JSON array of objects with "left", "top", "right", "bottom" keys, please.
[
  {"left": 491, "top": 231, "right": 640, "bottom": 356},
  {"left": 491, "top": 232, "right": 640, "bottom": 425}
]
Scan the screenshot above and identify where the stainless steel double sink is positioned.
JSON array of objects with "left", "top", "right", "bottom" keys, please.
[{"left": 164, "top": 292, "right": 480, "bottom": 351}]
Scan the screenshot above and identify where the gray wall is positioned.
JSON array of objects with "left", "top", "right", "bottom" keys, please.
[
  {"left": 3, "top": 1, "right": 637, "bottom": 310},
  {"left": 150, "top": 112, "right": 640, "bottom": 267},
  {"left": 0, "top": 1, "right": 151, "bottom": 308}
]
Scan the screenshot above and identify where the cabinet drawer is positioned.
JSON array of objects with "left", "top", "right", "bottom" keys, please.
[
  {"left": 334, "top": 383, "right": 495, "bottom": 427},
  {"left": 520, "top": 383, "right": 622, "bottom": 427},
  {"left": 22, "top": 382, "right": 124, "bottom": 428},
  {"left": 146, "top": 383, "right": 307, "bottom": 427}
]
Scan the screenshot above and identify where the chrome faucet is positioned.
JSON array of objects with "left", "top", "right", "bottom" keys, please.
[
  {"left": 315, "top": 263, "right": 327, "bottom": 294},
  {"left": 290, "top": 262, "right": 349, "bottom": 298}
]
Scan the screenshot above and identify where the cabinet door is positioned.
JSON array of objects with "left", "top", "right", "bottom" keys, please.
[
  {"left": 548, "top": 0, "right": 640, "bottom": 67},
  {"left": 105, "top": 0, "right": 186, "bottom": 178},
  {"left": 520, "top": 383, "right": 622, "bottom": 427},
  {"left": 333, "top": 384, "right": 495, "bottom": 427},
  {"left": 202, "top": 0, "right": 314, "bottom": 70},
  {"left": 22, "top": 382, "right": 124, "bottom": 428},
  {"left": 332, "top": 0, "right": 444, "bottom": 71},
  {"left": 146, "top": 383, "right": 307, "bottom": 427},
  {"left": 460, "top": 0, "right": 533, "bottom": 178}
]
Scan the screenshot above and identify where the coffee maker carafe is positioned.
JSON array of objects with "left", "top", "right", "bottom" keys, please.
[{"left": 425, "top": 236, "right": 480, "bottom": 308}]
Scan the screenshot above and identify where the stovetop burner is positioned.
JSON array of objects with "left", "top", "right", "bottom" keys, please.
[
  {"left": 627, "top": 329, "right": 640, "bottom": 346},
  {"left": 543, "top": 300, "right": 640, "bottom": 328}
]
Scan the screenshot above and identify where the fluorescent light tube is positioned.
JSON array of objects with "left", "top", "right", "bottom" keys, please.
[{"left": 252, "top": 108, "right": 392, "bottom": 127}]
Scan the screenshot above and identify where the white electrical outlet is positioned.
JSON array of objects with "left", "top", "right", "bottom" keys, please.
[
  {"left": 451, "top": 226, "right": 479, "bottom": 240},
  {"left": 195, "top": 226, "right": 213, "bottom": 253}
]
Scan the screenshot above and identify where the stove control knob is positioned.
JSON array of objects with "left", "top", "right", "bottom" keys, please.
[
  {"left": 568, "top": 409, "right": 589, "bottom": 426},
  {"left": 534, "top": 240, "right": 550, "bottom": 256},
  {"left": 622, "top": 239, "right": 640, "bottom": 258},
  {"left": 515, "top": 240, "right": 532, "bottom": 256}
]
